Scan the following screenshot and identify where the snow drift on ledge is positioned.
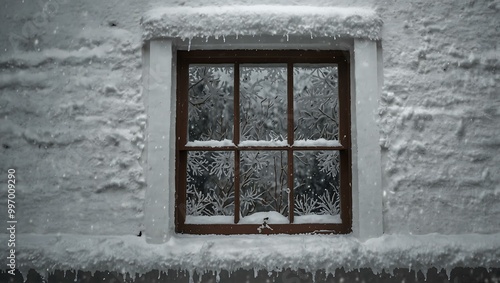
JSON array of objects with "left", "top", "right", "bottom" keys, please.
[
  {"left": 12, "top": 233, "right": 500, "bottom": 281},
  {"left": 141, "top": 5, "right": 383, "bottom": 42}
]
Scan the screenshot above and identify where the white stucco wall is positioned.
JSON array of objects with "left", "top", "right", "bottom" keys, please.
[{"left": 0, "top": 0, "right": 499, "bottom": 239}]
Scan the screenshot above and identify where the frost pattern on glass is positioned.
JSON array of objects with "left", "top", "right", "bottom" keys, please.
[
  {"left": 240, "top": 151, "right": 288, "bottom": 218},
  {"left": 294, "top": 65, "right": 339, "bottom": 140},
  {"left": 293, "top": 151, "right": 340, "bottom": 219},
  {"left": 188, "top": 65, "right": 234, "bottom": 142},
  {"left": 240, "top": 65, "right": 287, "bottom": 142},
  {"left": 186, "top": 151, "right": 235, "bottom": 217}
]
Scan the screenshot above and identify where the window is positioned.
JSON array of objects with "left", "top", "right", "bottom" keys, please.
[
  {"left": 175, "top": 50, "right": 351, "bottom": 234},
  {"left": 142, "top": 4, "right": 384, "bottom": 242}
]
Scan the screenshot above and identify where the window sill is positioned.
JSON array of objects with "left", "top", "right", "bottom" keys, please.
[{"left": 14, "top": 232, "right": 500, "bottom": 279}]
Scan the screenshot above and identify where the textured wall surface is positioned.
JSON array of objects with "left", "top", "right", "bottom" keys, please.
[
  {"left": 377, "top": 0, "right": 500, "bottom": 234},
  {"left": 0, "top": 0, "right": 499, "bottom": 237}
]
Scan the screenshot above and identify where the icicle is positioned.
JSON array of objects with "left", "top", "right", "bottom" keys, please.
[
  {"left": 254, "top": 268, "right": 258, "bottom": 278},
  {"left": 310, "top": 32, "right": 313, "bottom": 39},
  {"left": 286, "top": 33, "right": 289, "bottom": 42},
  {"left": 188, "top": 269, "right": 194, "bottom": 283},
  {"left": 236, "top": 33, "right": 239, "bottom": 39},
  {"left": 188, "top": 38, "right": 192, "bottom": 52},
  {"left": 158, "top": 270, "right": 161, "bottom": 279},
  {"left": 215, "top": 270, "right": 220, "bottom": 283},
  {"left": 74, "top": 270, "right": 79, "bottom": 282},
  {"left": 19, "top": 266, "right": 28, "bottom": 283},
  {"left": 445, "top": 268, "right": 451, "bottom": 280},
  {"left": 312, "top": 271, "right": 316, "bottom": 283},
  {"left": 223, "top": 35, "right": 225, "bottom": 42}
]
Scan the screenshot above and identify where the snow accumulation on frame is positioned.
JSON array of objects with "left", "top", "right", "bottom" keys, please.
[
  {"left": 185, "top": 139, "right": 342, "bottom": 147},
  {"left": 186, "top": 139, "right": 235, "bottom": 147},
  {"left": 141, "top": 5, "right": 383, "bottom": 42},
  {"left": 12, "top": 232, "right": 500, "bottom": 281},
  {"left": 293, "top": 139, "right": 342, "bottom": 147}
]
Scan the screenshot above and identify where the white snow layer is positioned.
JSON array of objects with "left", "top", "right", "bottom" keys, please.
[
  {"left": 294, "top": 139, "right": 342, "bottom": 147},
  {"left": 294, "top": 214, "right": 342, "bottom": 224},
  {"left": 238, "top": 140, "right": 288, "bottom": 147},
  {"left": 185, "top": 213, "right": 341, "bottom": 224},
  {"left": 10, "top": 232, "right": 500, "bottom": 280},
  {"left": 186, "top": 139, "right": 235, "bottom": 147},
  {"left": 185, "top": 215, "right": 234, "bottom": 224},
  {"left": 141, "top": 5, "right": 383, "bottom": 41},
  {"left": 239, "top": 211, "right": 289, "bottom": 224}
]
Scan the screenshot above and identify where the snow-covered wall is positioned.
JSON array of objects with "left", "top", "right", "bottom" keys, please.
[
  {"left": 0, "top": 0, "right": 499, "bottom": 240},
  {"left": 378, "top": 0, "right": 500, "bottom": 234}
]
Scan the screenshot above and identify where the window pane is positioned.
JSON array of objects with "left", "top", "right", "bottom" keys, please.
[
  {"left": 239, "top": 151, "right": 289, "bottom": 224},
  {"left": 188, "top": 65, "right": 234, "bottom": 142},
  {"left": 185, "top": 151, "right": 234, "bottom": 224},
  {"left": 294, "top": 65, "right": 339, "bottom": 141},
  {"left": 240, "top": 65, "right": 287, "bottom": 142},
  {"left": 293, "top": 151, "right": 341, "bottom": 223}
]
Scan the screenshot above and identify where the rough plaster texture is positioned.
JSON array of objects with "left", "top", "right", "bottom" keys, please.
[{"left": 377, "top": 0, "right": 500, "bottom": 234}]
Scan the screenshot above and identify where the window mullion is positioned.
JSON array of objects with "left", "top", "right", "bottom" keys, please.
[
  {"left": 234, "top": 63, "right": 241, "bottom": 145},
  {"left": 287, "top": 62, "right": 294, "bottom": 224},
  {"left": 287, "top": 62, "right": 294, "bottom": 147},
  {"left": 234, "top": 63, "right": 241, "bottom": 224}
]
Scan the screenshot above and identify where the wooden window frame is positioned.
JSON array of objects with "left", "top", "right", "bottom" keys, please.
[{"left": 175, "top": 50, "right": 352, "bottom": 235}]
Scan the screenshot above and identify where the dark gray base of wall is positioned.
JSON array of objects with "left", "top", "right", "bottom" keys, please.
[{"left": 2, "top": 268, "right": 500, "bottom": 283}]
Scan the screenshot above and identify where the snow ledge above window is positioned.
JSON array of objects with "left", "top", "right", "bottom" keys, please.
[{"left": 141, "top": 5, "right": 383, "bottom": 42}]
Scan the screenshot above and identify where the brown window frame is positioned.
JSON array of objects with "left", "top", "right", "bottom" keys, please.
[{"left": 176, "top": 50, "right": 351, "bottom": 235}]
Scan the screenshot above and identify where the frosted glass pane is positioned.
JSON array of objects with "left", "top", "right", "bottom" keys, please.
[
  {"left": 186, "top": 151, "right": 234, "bottom": 217},
  {"left": 294, "top": 65, "right": 339, "bottom": 141},
  {"left": 293, "top": 151, "right": 340, "bottom": 222},
  {"left": 240, "top": 151, "right": 288, "bottom": 219},
  {"left": 188, "top": 65, "right": 234, "bottom": 142},
  {"left": 240, "top": 65, "right": 287, "bottom": 142}
]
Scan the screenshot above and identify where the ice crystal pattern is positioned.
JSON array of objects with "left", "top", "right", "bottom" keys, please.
[
  {"left": 293, "top": 151, "right": 340, "bottom": 216},
  {"left": 188, "top": 66, "right": 234, "bottom": 141},
  {"left": 186, "top": 151, "right": 234, "bottom": 216},
  {"left": 186, "top": 65, "right": 341, "bottom": 220}
]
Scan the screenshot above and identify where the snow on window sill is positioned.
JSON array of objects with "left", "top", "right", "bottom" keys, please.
[
  {"left": 141, "top": 5, "right": 383, "bottom": 42},
  {"left": 185, "top": 139, "right": 235, "bottom": 147},
  {"left": 294, "top": 214, "right": 342, "bottom": 224},
  {"left": 239, "top": 211, "right": 289, "bottom": 224},
  {"left": 293, "top": 139, "right": 342, "bottom": 147},
  {"left": 15, "top": 232, "right": 500, "bottom": 279},
  {"left": 185, "top": 215, "right": 234, "bottom": 224},
  {"left": 238, "top": 140, "right": 288, "bottom": 147}
]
